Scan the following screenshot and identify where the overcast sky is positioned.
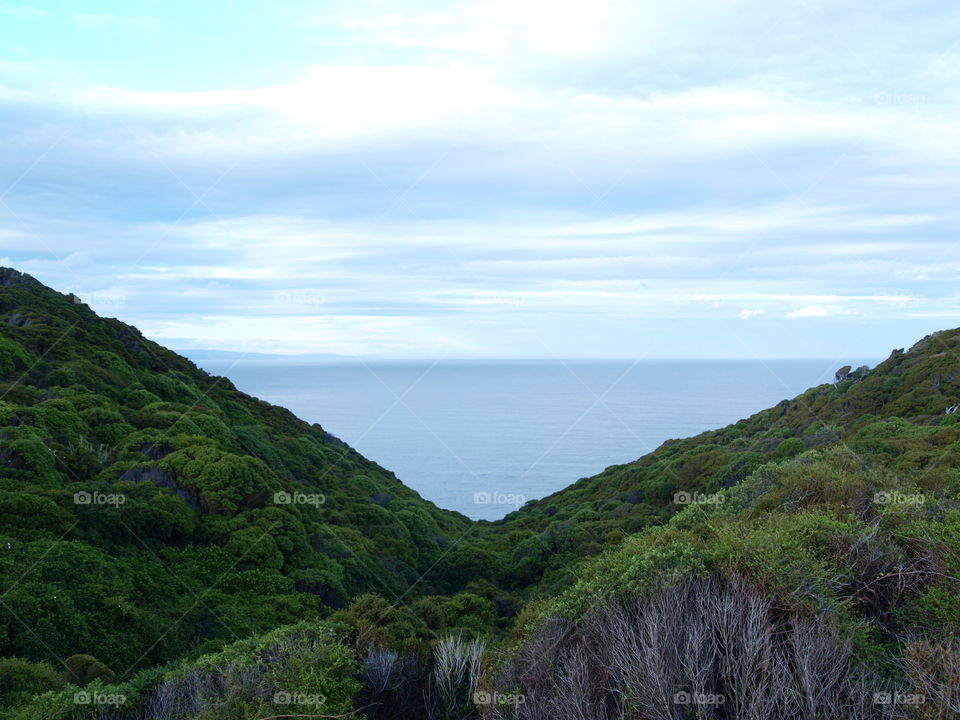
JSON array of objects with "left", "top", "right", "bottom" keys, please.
[{"left": 0, "top": 0, "right": 957, "bottom": 358}]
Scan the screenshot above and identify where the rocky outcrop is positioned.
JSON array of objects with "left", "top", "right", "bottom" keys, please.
[
  {"left": 933, "top": 368, "right": 960, "bottom": 391},
  {"left": 118, "top": 465, "right": 200, "bottom": 512},
  {"left": 0, "top": 268, "right": 40, "bottom": 288},
  {"left": 6, "top": 312, "right": 31, "bottom": 327},
  {"left": 116, "top": 326, "right": 143, "bottom": 353},
  {"left": 834, "top": 365, "right": 871, "bottom": 383},
  {"left": 138, "top": 443, "right": 172, "bottom": 460}
]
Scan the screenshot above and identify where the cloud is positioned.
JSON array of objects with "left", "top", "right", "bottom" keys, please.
[
  {"left": 786, "top": 305, "right": 835, "bottom": 319},
  {"left": 0, "top": 0, "right": 957, "bottom": 357},
  {"left": 85, "top": 64, "right": 515, "bottom": 137},
  {"left": 0, "top": 5, "right": 48, "bottom": 20}
]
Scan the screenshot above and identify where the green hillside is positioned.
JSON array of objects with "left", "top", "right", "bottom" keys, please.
[
  {"left": 472, "top": 330, "right": 960, "bottom": 593},
  {"left": 476, "top": 331, "right": 960, "bottom": 719},
  {"left": 0, "top": 267, "right": 472, "bottom": 672},
  {"left": 1, "top": 267, "right": 958, "bottom": 719}
]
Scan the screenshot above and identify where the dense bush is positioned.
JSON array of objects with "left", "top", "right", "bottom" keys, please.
[
  {"left": 2, "top": 621, "right": 361, "bottom": 720},
  {"left": 3, "top": 269, "right": 960, "bottom": 719},
  {"left": 0, "top": 268, "right": 474, "bottom": 677}
]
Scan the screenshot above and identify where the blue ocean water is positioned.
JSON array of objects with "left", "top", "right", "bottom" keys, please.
[{"left": 191, "top": 358, "right": 875, "bottom": 520}]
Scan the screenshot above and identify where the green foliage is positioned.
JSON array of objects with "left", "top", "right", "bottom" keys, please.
[
  {"left": 440, "top": 592, "right": 496, "bottom": 635},
  {"left": 774, "top": 436, "right": 806, "bottom": 459},
  {"left": 0, "top": 336, "right": 32, "bottom": 377},
  {"left": 5, "top": 622, "right": 361, "bottom": 720},
  {"left": 0, "top": 268, "right": 471, "bottom": 683},
  {"left": 330, "top": 593, "right": 432, "bottom": 652},
  {"left": 160, "top": 445, "right": 270, "bottom": 514},
  {"left": 62, "top": 654, "right": 115, "bottom": 686},
  {"left": 540, "top": 440, "right": 960, "bottom": 686},
  {"left": 0, "top": 658, "right": 61, "bottom": 708},
  {"left": 3, "top": 269, "right": 960, "bottom": 718}
]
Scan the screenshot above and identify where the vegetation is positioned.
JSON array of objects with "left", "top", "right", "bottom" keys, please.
[
  {"left": 4, "top": 621, "right": 361, "bottom": 720},
  {"left": 490, "top": 447, "right": 960, "bottom": 718},
  {"left": 1, "top": 267, "right": 959, "bottom": 718},
  {"left": 0, "top": 268, "right": 472, "bottom": 678}
]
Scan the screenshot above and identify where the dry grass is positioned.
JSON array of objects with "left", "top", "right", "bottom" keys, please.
[{"left": 487, "top": 575, "right": 958, "bottom": 720}]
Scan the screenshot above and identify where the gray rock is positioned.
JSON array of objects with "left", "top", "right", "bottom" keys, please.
[{"left": 6, "top": 312, "right": 31, "bottom": 327}]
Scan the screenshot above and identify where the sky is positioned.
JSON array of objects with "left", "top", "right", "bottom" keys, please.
[{"left": 0, "top": 0, "right": 957, "bottom": 359}]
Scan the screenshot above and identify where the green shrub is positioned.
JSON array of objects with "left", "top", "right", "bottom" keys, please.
[
  {"left": 62, "top": 654, "right": 115, "bottom": 685},
  {"left": 0, "top": 657, "right": 61, "bottom": 707}
]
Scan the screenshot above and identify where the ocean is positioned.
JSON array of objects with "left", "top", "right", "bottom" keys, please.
[{"left": 189, "top": 358, "right": 875, "bottom": 520}]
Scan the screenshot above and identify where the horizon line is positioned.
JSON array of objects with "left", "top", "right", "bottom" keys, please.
[{"left": 175, "top": 348, "right": 885, "bottom": 363}]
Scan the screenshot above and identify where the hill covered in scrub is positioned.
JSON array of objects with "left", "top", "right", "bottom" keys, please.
[
  {"left": 470, "top": 328, "right": 960, "bottom": 594},
  {"left": 0, "top": 267, "right": 476, "bottom": 671},
  {"left": 1, "top": 267, "right": 959, "bottom": 719}
]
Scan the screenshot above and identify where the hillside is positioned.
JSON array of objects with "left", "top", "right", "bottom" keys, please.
[
  {"left": 476, "top": 331, "right": 960, "bottom": 719},
  {"left": 1, "top": 267, "right": 958, "bottom": 719},
  {"left": 0, "top": 267, "right": 472, "bottom": 672},
  {"left": 471, "top": 329, "right": 960, "bottom": 593}
]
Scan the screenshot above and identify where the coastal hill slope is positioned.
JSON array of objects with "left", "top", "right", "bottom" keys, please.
[
  {"left": 480, "top": 328, "right": 960, "bottom": 718},
  {"left": 0, "top": 267, "right": 470, "bottom": 670},
  {"left": 472, "top": 326, "right": 960, "bottom": 592},
  {"left": 1, "top": 267, "right": 958, "bottom": 719}
]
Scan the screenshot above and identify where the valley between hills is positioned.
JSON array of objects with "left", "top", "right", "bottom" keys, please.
[{"left": 1, "top": 267, "right": 958, "bottom": 719}]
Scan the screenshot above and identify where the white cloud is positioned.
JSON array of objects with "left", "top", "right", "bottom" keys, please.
[
  {"left": 0, "top": 5, "right": 48, "bottom": 20},
  {"left": 786, "top": 305, "right": 834, "bottom": 318},
  {"left": 1, "top": 0, "right": 958, "bottom": 357},
  {"left": 81, "top": 65, "right": 515, "bottom": 138},
  {"left": 68, "top": 12, "right": 161, "bottom": 30}
]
